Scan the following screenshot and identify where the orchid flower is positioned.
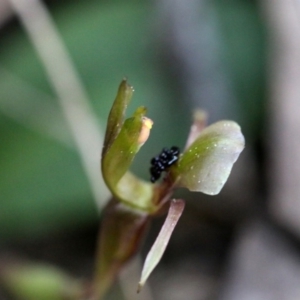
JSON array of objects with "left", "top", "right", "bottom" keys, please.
[{"left": 93, "top": 79, "right": 245, "bottom": 299}]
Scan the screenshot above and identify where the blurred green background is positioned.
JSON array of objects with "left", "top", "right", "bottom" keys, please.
[{"left": 0, "top": 0, "right": 265, "bottom": 241}]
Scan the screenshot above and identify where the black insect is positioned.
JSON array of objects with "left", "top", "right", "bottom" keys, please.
[{"left": 150, "top": 146, "right": 180, "bottom": 183}]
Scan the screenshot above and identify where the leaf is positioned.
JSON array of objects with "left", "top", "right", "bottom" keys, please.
[
  {"left": 171, "top": 121, "right": 245, "bottom": 195},
  {"left": 138, "top": 199, "right": 185, "bottom": 292},
  {"left": 0, "top": 260, "right": 83, "bottom": 300},
  {"left": 93, "top": 199, "right": 150, "bottom": 299}
]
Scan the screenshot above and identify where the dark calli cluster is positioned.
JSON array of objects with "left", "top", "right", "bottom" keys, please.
[{"left": 150, "top": 146, "right": 180, "bottom": 183}]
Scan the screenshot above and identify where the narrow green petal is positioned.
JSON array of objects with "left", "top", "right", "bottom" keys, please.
[
  {"left": 102, "top": 106, "right": 145, "bottom": 188},
  {"left": 102, "top": 79, "right": 134, "bottom": 156},
  {"left": 101, "top": 81, "right": 155, "bottom": 212},
  {"left": 102, "top": 105, "right": 155, "bottom": 211}
]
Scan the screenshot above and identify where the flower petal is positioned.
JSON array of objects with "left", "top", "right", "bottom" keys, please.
[
  {"left": 184, "top": 109, "right": 207, "bottom": 150},
  {"left": 102, "top": 79, "right": 134, "bottom": 156},
  {"left": 138, "top": 199, "right": 185, "bottom": 292},
  {"left": 102, "top": 106, "right": 147, "bottom": 188},
  {"left": 171, "top": 121, "right": 245, "bottom": 195}
]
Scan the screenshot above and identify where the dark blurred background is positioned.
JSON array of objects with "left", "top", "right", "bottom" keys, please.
[{"left": 1, "top": 0, "right": 300, "bottom": 299}]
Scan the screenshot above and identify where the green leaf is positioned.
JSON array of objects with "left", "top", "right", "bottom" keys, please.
[
  {"left": 171, "top": 121, "right": 245, "bottom": 195},
  {"left": 138, "top": 199, "right": 185, "bottom": 292},
  {"left": 1, "top": 261, "right": 83, "bottom": 300}
]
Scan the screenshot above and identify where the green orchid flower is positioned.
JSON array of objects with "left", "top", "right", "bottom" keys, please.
[{"left": 93, "top": 79, "right": 245, "bottom": 299}]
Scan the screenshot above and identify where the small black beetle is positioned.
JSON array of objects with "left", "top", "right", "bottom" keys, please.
[{"left": 150, "top": 146, "right": 180, "bottom": 183}]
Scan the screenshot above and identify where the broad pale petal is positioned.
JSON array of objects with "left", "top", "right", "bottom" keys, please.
[{"left": 171, "top": 121, "right": 245, "bottom": 195}]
